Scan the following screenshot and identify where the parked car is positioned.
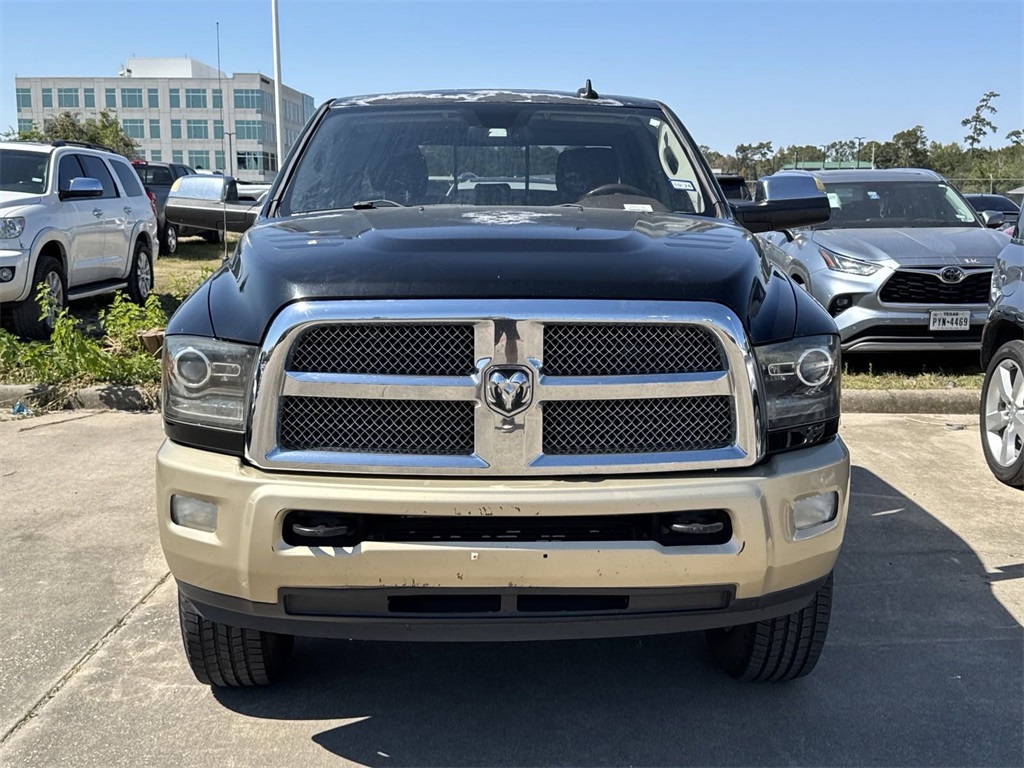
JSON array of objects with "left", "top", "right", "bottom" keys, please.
[
  {"left": 0, "top": 140, "right": 158, "bottom": 339},
  {"left": 964, "top": 193, "right": 1019, "bottom": 232},
  {"left": 159, "top": 86, "right": 850, "bottom": 688},
  {"left": 980, "top": 228, "right": 1024, "bottom": 488},
  {"left": 131, "top": 160, "right": 214, "bottom": 253},
  {"left": 715, "top": 173, "right": 752, "bottom": 201},
  {"left": 759, "top": 168, "right": 1009, "bottom": 352}
]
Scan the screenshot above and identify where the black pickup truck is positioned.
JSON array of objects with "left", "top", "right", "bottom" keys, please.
[{"left": 159, "top": 86, "right": 850, "bottom": 688}]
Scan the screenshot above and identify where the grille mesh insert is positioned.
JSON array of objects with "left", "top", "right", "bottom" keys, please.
[
  {"left": 879, "top": 271, "right": 990, "bottom": 305},
  {"left": 289, "top": 324, "right": 475, "bottom": 376},
  {"left": 279, "top": 397, "right": 474, "bottom": 455},
  {"left": 543, "top": 324, "right": 724, "bottom": 376},
  {"left": 543, "top": 396, "right": 734, "bottom": 455}
]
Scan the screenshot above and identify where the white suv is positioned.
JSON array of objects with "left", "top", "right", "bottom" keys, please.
[{"left": 0, "top": 140, "right": 158, "bottom": 339}]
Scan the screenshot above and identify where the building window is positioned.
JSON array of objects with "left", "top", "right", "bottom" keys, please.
[
  {"left": 151, "top": 150, "right": 162, "bottom": 161},
  {"left": 84, "top": 88, "right": 95, "bottom": 108},
  {"left": 41, "top": 88, "right": 53, "bottom": 108},
  {"left": 149, "top": 119, "right": 161, "bottom": 139},
  {"left": 134, "top": 150, "right": 146, "bottom": 161},
  {"left": 57, "top": 88, "right": 79, "bottom": 108},
  {"left": 169, "top": 88, "right": 180, "bottom": 108},
  {"left": 188, "top": 150, "right": 211, "bottom": 169},
  {"left": 17, "top": 118, "right": 33, "bottom": 133},
  {"left": 214, "top": 150, "right": 225, "bottom": 171},
  {"left": 172, "top": 150, "right": 183, "bottom": 164},
  {"left": 121, "top": 88, "right": 143, "bottom": 108},
  {"left": 187, "top": 119, "right": 209, "bottom": 139},
  {"left": 212, "top": 89, "right": 223, "bottom": 109},
  {"left": 185, "top": 88, "right": 207, "bottom": 109},
  {"left": 105, "top": 88, "right": 116, "bottom": 108},
  {"left": 16, "top": 88, "right": 31, "bottom": 110},
  {"left": 170, "top": 119, "right": 182, "bottom": 139},
  {"left": 213, "top": 119, "right": 224, "bottom": 139},
  {"left": 234, "top": 89, "right": 261, "bottom": 111},
  {"left": 236, "top": 120, "right": 263, "bottom": 141},
  {"left": 236, "top": 150, "right": 277, "bottom": 172},
  {"left": 148, "top": 88, "right": 159, "bottom": 108},
  {"left": 122, "top": 119, "right": 145, "bottom": 139}
]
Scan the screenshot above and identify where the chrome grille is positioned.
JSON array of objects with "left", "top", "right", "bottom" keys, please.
[
  {"left": 289, "top": 323, "right": 475, "bottom": 375},
  {"left": 543, "top": 397, "right": 734, "bottom": 455},
  {"left": 543, "top": 324, "right": 724, "bottom": 375},
  {"left": 279, "top": 397, "right": 474, "bottom": 455},
  {"left": 879, "top": 270, "right": 991, "bottom": 305},
  {"left": 250, "top": 300, "right": 759, "bottom": 476}
]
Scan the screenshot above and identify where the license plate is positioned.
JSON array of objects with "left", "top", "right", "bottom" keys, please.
[{"left": 928, "top": 310, "right": 971, "bottom": 331}]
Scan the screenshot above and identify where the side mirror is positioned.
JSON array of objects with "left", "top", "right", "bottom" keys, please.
[
  {"left": 731, "top": 174, "right": 830, "bottom": 234},
  {"left": 981, "top": 210, "right": 1006, "bottom": 229},
  {"left": 59, "top": 177, "right": 103, "bottom": 200}
]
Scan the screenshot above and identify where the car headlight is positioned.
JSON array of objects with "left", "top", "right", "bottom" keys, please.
[
  {"left": 818, "top": 247, "right": 880, "bottom": 276},
  {"left": 756, "top": 334, "right": 841, "bottom": 451},
  {"left": 163, "top": 335, "right": 257, "bottom": 431},
  {"left": 0, "top": 217, "right": 25, "bottom": 239}
]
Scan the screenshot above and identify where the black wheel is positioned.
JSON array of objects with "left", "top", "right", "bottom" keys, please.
[
  {"left": 11, "top": 254, "right": 66, "bottom": 340},
  {"left": 126, "top": 239, "right": 153, "bottom": 304},
  {"left": 178, "top": 591, "right": 293, "bottom": 687},
  {"left": 705, "top": 572, "right": 833, "bottom": 682},
  {"left": 980, "top": 339, "right": 1024, "bottom": 488},
  {"left": 203, "top": 227, "right": 224, "bottom": 244},
  {"left": 160, "top": 223, "right": 178, "bottom": 255}
]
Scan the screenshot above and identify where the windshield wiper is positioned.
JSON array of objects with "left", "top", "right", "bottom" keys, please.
[{"left": 351, "top": 199, "right": 405, "bottom": 210}]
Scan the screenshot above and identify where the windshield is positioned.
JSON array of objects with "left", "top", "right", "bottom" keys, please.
[
  {"left": 0, "top": 149, "right": 50, "bottom": 195},
  {"left": 817, "top": 180, "right": 980, "bottom": 229},
  {"left": 279, "top": 103, "right": 707, "bottom": 216}
]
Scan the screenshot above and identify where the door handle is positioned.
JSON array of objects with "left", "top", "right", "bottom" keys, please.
[
  {"left": 92, "top": 208, "right": 103, "bottom": 217},
  {"left": 123, "top": 206, "right": 132, "bottom": 215}
]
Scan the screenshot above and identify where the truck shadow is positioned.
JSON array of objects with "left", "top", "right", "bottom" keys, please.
[{"left": 213, "top": 466, "right": 1023, "bottom": 767}]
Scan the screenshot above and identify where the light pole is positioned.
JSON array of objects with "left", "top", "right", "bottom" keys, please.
[
  {"left": 271, "top": 0, "right": 284, "bottom": 178},
  {"left": 854, "top": 136, "right": 865, "bottom": 168}
]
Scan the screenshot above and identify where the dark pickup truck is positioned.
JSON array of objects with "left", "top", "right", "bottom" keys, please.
[
  {"left": 159, "top": 86, "right": 849, "bottom": 688},
  {"left": 132, "top": 161, "right": 220, "bottom": 253}
]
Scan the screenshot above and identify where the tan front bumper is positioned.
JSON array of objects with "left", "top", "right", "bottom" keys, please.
[{"left": 157, "top": 436, "right": 850, "bottom": 606}]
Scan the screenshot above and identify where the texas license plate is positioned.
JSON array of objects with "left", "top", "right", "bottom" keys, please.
[{"left": 928, "top": 310, "right": 971, "bottom": 331}]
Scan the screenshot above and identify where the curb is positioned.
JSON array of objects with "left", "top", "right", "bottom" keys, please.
[{"left": 2, "top": 383, "right": 984, "bottom": 415}]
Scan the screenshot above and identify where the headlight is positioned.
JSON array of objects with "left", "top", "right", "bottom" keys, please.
[
  {"left": 0, "top": 217, "right": 25, "bottom": 239},
  {"left": 756, "top": 334, "right": 840, "bottom": 438},
  {"left": 818, "top": 247, "right": 880, "bottom": 276},
  {"left": 163, "top": 335, "right": 257, "bottom": 431}
]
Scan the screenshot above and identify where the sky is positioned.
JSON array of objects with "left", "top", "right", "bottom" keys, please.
[{"left": 0, "top": 0, "right": 1021, "bottom": 155}]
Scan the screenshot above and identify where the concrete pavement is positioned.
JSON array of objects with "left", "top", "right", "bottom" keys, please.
[{"left": 0, "top": 411, "right": 1021, "bottom": 767}]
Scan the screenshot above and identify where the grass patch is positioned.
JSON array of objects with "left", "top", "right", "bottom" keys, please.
[{"left": 843, "top": 351, "right": 983, "bottom": 390}]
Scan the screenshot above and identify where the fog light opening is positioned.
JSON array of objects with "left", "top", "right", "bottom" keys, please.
[
  {"left": 0, "top": 267, "right": 14, "bottom": 283},
  {"left": 829, "top": 295, "right": 853, "bottom": 316},
  {"left": 170, "top": 494, "right": 218, "bottom": 532},
  {"left": 792, "top": 491, "right": 838, "bottom": 531}
]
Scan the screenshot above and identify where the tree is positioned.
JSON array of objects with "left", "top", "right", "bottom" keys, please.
[
  {"left": 1006, "top": 128, "right": 1023, "bottom": 148},
  {"left": 8, "top": 110, "right": 138, "bottom": 158},
  {"left": 961, "top": 91, "right": 999, "bottom": 153}
]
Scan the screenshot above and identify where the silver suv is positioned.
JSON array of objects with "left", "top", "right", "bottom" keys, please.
[
  {"left": 0, "top": 140, "right": 158, "bottom": 338},
  {"left": 760, "top": 169, "right": 1009, "bottom": 353}
]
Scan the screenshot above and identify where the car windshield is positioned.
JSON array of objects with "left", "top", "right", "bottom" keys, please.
[
  {"left": 817, "top": 180, "right": 980, "bottom": 229},
  {"left": 0, "top": 149, "right": 50, "bottom": 195},
  {"left": 279, "top": 103, "right": 707, "bottom": 216}
]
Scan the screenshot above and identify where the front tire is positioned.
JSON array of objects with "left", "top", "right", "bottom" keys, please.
[
  {"left": 126, "top": 240, "right": 153, "bottom": 304},
  {"left": 705, "top": 573, "right": 833, "bottom": 682},
  {"left": 11, "top": 255, "right": 66, "bottom": 340},
  {"left": 178, "top": 592, "right": 293, "bottom": 687},
  {"left": 980, "top": 340, "right": 1024, "bottom": 488}
]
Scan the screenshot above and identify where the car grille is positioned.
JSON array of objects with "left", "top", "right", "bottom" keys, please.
[
  {"left": 289, "top": 323, "right": 475, "bottom": 375},
  {"left": 543, "top": 324, "right": 724, "bottom": 375},
  {"left": 879, "top": 270, "right": 991, "bottom": 305},
  {"left": 250, "top": 300, "right": 758, "bottom": 476},
  {"left": 543, "top": 396, "right": 733, "bottom": 455}
]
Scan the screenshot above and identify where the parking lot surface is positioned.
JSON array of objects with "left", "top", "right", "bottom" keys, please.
[{"left": 1, "top": 410, "right": 1021, "bottom": 767}]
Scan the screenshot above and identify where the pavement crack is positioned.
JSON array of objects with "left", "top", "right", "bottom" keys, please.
[
  {"left": 0, "top": 571, "right": 172, "bottom": 746},
  {"left": 16, "top": 412, "right": 100, "bottom": 432}
]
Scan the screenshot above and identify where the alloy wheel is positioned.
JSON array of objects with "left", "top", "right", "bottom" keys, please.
[{"left": 983, "top": 357, "right": 1024, "bottom": 467}]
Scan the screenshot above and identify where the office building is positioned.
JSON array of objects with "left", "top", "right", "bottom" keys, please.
[{"left": 15, "top": 58, "right": 315, "bottom": 181}]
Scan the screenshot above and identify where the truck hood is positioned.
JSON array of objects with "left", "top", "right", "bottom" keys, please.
[
  {"left": 0, "top": 190, "right": 44, "bottom": 211},
  {"left": 193, "top": 206, "right": 813, "bottom": 345},
  {"left": 812, "top": 227, "right": 1007, "bottom": 267}
]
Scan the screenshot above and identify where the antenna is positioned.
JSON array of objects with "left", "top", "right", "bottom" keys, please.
[
  {"left": 576, "top": 79, "right": 599, "bottom": 100},
  {"left": 217, "top": 21, "right": 228, "bottom": 259}
]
